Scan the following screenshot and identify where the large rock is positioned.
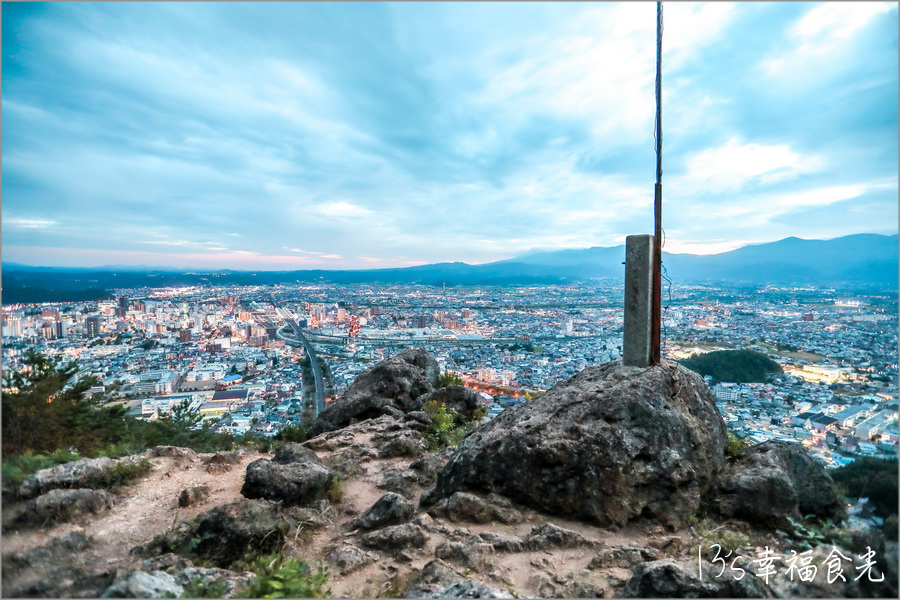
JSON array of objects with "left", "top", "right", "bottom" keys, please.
[
  {"left": 715, "top": 440, "right": 845, "bottom": 525},
  {"left": 426, "top": 360, "right": 726, "bottom": 527},
  {"left": 19, "top": 455, "right": 148, "bottom": 499},
  {"left": 241, "top": 458, "right": 333, "bottom": 506},
  {"left": 272, "top": 443, "right": 321, "bottom": 465},
  {"left": 360, "top": 523, "right": 427, "bottom": 552},
  {"left": 622, "top": 559, "right": 765, "bottom": 598},
  {"left": 351, "top": 492, "right": 416, "bottom": 531},
  {"left": 309, "top": 348, "right": 439, "bottom": 437},
  {"left": 18, "top": 488, "right": 117, "bottom": 525}
]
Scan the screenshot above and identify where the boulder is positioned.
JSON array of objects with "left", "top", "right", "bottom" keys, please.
[
  {"left": 241, "top": 458, "right": 333, "bottom": 506},
  {"left": 523, "top": 523, "right": 595, "bottom": 550},
  {"left": 408, "top": 451, "right": 451, "bottom": 487},
  {"left": 100, "top": 570, "right": 184, "bottom": 598},
  {"left": 378, "top": 468, "right": 420, "bottom": 499},
  {"left": 429, "top": 491, "right": 524, "bottom": 525},
  {"left": 404, "top": 559, "right": 464, "bottom": 598},
  {"left": 190, "top": 499, "right": 297, "bottom": 567},
  {"left": 204, "top": 451, "right": 244, "bottom": 474},
  {"left": 18, "top": 488, "right": 117, "bottom": 525},
  {"left": 178, "top": 485, "right": 210, "bottom": 508},
  {"left": 19, "top": 455, "right": 148, "bottom": 499},
  {"left": 622, "top": 558, "right": 765, "bottom": 598},
  {"left": 378, "top": 433, "right": 427, "bottom": 459},
  {"left": 589, "top": 545, "right": 660, "bottom": 569},
  {"left": 715, "top": 440, "right": 844, "bottom": 525},
  {"left": 434, "top": 539, "right": 495, "bottom": 573},
  {"left": 351, "top": 492, "right": 416, "bottom": 531},
  {"left": 309, "top": 348, "right": 439, "bottom": 437},
  {"left": 360, "top": 523, "right": 427, "bottom": 551},
  {"left": 272, "top": 443, "right": 321, "bottom": 465},
  {"left": 426, "top": 360, "right": 726, "bottom": 527}
]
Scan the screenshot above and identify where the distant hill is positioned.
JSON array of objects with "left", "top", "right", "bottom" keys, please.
[
  {"left": 679, "top": 350, "right": 783, "bottom": 384},
  {"left": 2, "top": 233, "right": 896, "bottom": 300}
]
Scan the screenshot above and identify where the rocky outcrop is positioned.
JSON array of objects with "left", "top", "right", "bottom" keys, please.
[
  {"left": 351, "top": 492, "right": 415, "bottom": 531},
  {"left": 427, "top": 491, "right": 524, "bottom": 524},
  {"left": 360, "top": 522, "right": 428, "bottom": 552},
  {"left": 18, "top": 488, "right": 117, "bottom": 525},
  {"left": 309, "top": 348, "right": 439, "bottom": 437},
  {"left": 272, "top": 443, "right": 321, "bottom": 465},
  {"left": 715, "top": 440, "right": 845, "bottom": 525},
  {"left": 18, "top": 455, "right": 148, "bottom": 499},
  {"left": 146, "top": 446, "right": 197, "bottom": 459},
  {"left": 240, "top": 458, "right": 333, "bottom": 506},
  {"left": 426, "top": 360, "right": 726, "bottom": 527}
]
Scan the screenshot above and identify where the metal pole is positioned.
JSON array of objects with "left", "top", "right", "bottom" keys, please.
[{"left": 651, "top": 1, "right": 663, "bottom": 364}]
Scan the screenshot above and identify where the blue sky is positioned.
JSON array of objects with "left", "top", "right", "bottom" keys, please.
[{"left": 2, "top": 1, "right": 897, "bottom": 270}]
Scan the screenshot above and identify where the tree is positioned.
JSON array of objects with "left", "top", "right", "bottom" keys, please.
[{"left": 164, "top": 399, "right": 202, "bottom": 429}]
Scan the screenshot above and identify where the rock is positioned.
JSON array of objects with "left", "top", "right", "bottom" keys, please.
[
  {"left": 241, "top": 458, "right": 333, "bottom": 506},
  {"left": 408, "top": 451, "right": 451, "bottom": 487},
  {"left": 379, "top": 433, "right": 427, "bottom": 459},
  {"left": 435, "top": 539, "right": 494, "bottom": 573},
  {"left": 352, "top": 492, "right": 416, "bottom": 531},
  {"left": 622, "top": 559, "right": 765, "bottom": 598},
  {"left": 417, "top": 385, "right": 483, "bottom": 423},
  {"left": 378, "top": 468, "right": 420, "bottom": 499},
  {"left": 190, "top": 499, "right": 297, "bottom": 567},
  {"left": 19, "top": 455, "right": 148, "bottom": 499},
  {"left": 325, "top": 545, "right": 375, "bottom": 575},
  {"left": 18, "top": 488, "right": 117, "bottom": 525},
  {"left": 178, "top": 485, "right": 210, "bottom": 508},
  {"left": 140, "top": 553, "right": 194, "bottom": 574},
  {"left": 146, "top": 446, "right": 197, "bottom": 459},
  {"left": 273, "top": 443, "right": 321, "bottom": 465},
  {"left": 427, "top": 361, "right": 726, "bottom": 527},
  {"left": 100, "top": 570, "right": 184, "bottom": 598},
  {"left": 173, "top": 567, "right": 257, "bottom": 598},
  {"left": 360, "top": 523, "right": 427, "bottom": 551},
  {"left": 426, "top": 580, "right": 514, "bottom": 598},
  {"left": 589, "top": 545, "right": 660, "bottom": 569},
  {"left": 524, "top": 523, "right": 594, "bottom": 550},
  {"left": 309, "top": 348, "right": 439, "bottom": 437},
  {"left": 12, "top": 531, "right": 93, "bottom": 568},
  {"left": 404, "top": 559, "right": 464, "bottom": 598},
  {"left": 476, "top": 532, "right": 527, "bottom": 553},
  {"left": 565, "top": 580, "right": 607, "bottom": 598},
  {"left": 432, "top": 491, "right": 524, "bottom": 525},
  {"left": 204, "top": 451, "right": 244, "bottom": 474},
  {"left": 716, "top": 440, "right": 844, "bottom": 525}
]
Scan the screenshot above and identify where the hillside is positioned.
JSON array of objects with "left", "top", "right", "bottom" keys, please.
[{"left": 2, "top": 349, "right": 896, "bottom": 598}]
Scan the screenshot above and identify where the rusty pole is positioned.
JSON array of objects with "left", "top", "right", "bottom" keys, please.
[{"left": 651, "top": 1, "right": 663, "bottom": 365}]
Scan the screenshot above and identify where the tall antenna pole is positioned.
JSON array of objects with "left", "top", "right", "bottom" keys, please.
[{"left": 651, "top": 1, "right": 663, "bottom": 364}]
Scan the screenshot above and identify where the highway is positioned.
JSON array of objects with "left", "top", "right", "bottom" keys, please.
[{"left": 271, "top": 298, "right": 327, "bottom": 420}]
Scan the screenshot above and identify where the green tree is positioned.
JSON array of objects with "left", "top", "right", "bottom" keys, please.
[{"left": 163, "top": 399, "right": 202, "bottom": 429}]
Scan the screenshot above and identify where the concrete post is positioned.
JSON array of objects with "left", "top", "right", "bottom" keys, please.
[{"left": 623, "top": 234, "right": 654, "bottom": 367}]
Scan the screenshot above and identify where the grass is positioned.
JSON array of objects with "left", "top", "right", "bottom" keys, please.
[
  {"left": 240, "top": 554, "right": 330, "bottom": 599},
  {"left": 2, "top": 449, "right": 82, "bottom": 490}
]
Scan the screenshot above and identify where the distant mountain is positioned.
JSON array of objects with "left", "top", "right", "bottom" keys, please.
[{"left": 1, "top": 234, "right": 896, "bottom": 301}]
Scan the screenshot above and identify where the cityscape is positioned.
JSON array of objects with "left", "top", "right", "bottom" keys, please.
[{"left": 3, "top": 279, "right": 897, "bottom": 469}]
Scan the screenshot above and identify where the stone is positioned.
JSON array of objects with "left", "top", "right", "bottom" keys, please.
[
  {"left": 19, "top": 455, "right": 148, "bottom": 499},
  {"left": 272, "top": 443, "right": 321, "bottom": 465},
  {"left": 716, "top": 440, "right": 844, "bottom": 525},
  {"left": 623, "top": 234, "right": 655, "bottom": 367},
  {"left": 18, "top": 488, "right": 117, "bottom": 525},
  {"left": 408, "top": 451, "right": 451, "bottom": 487},
  {"left": 352, "top": 492, "right": 416, "bottom": 531},
  {"left": 325, "top": 545, "right": 375, "bottom": 575},
  {"left": 524, "top": 523, "right": 595, "bottom": 550},
  {"left": 178, "top": 485, "right": 210, "bottom": 508},
  {"left": 189, "top": 499, "right": 296, "bottom": 567},
  {"left": 378, "top": 433, "right": 427, "bottom": 459},
  {"left": 426, "top": 580, "right": 514, "bottom": 598},
  {"left": 429, "top": 491, "right": 524, "bottom": 525},
  {"left": 241, "top": 458, "right": 333, "bottom": 506},
  {"left": 309, "top": 348, "right": 439, "bottom": 437},
  {"left": 378, "top": 468, "right": 420, "bottom": 499},
  {"left": 426, "top": 360, "right": 726, "bottom": 528},
  {"left": 589, "top": 545, "right": 660, "bottom": 569},
  {"left": 622, "top": 558, "right": 765, "bottom": 598},
  {"left": 100, "top": 570, "right": 184, "bottom": 598},
  {"left": 146, "top": 446, "right": 197, "bottom": 459},
  {"left": 360, "top": 523, "right": 427, "bottom": 551},
  {"left": 435, "top": 539, "right": 494, "bottom": 573},
  {"left": 204, "top": 451, "right": 244, "bottom": 474}
]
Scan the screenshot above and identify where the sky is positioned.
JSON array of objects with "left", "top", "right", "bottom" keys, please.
[{"left": 2, "top": 1, "right": 898, "bottom": 271}]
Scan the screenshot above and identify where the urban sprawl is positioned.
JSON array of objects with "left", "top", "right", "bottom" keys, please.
[{"left": 2, "top": 281, "right": 897, "bottom": 469}]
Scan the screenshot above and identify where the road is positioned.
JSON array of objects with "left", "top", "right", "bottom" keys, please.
[{"left": 271, "top": 298, "right": 327, "bottom": 420}]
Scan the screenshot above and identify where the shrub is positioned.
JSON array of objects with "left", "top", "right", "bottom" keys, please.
[
  {"left": 241, "top": 554, "right": 330, "bottom": 598},
  {"left": 423, "top": 401, "right": 467, "bottom": 451},
  {"left": 86, "top": 458, "right": 154, "bottom": 490},
  {"left": 437, "top": 371, "right": 464, "bottom": 388},
  {"left": 1, "top": 449, "right": 81, "bottom": 490},
  {"left": 724, "top": 431, "right": 747, "bottom": 459}
]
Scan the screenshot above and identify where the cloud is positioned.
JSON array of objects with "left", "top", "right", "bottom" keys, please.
[
  {"left": 317, "top": 202, "right": 374, "bottom": 218},
  {"left": 680, "top": 138, "right": 824, "bottom": 194},
  {"left": 4, "top": 218, "right": 58, "bottom": 229}
]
